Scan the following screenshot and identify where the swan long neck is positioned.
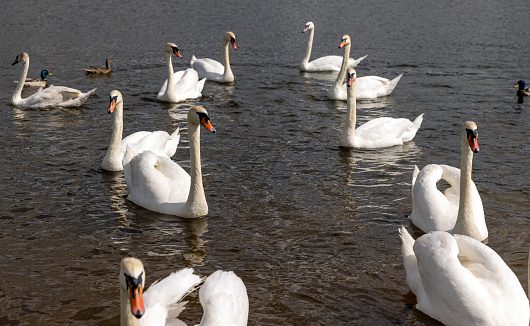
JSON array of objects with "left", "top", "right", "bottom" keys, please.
[
  {"left": 120, "top": 287, "right": 140, "bottom": 326},
  {"left": 333, "top": 43, "right": 350, "bottom": 91},
  {"left": 302, "top": 28, "right": 314, "bottom": 65},
  {"left": 340, "top": 79, "right": 357, "bottom": 147},
  {"left": 184, "top": 122, "right": 208, "bottom": 217},
  {"left": 102, "top": 101, "right": 124, "bottom": 170},
  {"left": 12, "top": 58, "right": 29, "bottom": 103},
  {"left": 165, "top": 50, "right": 175, "bottom": 95},
  {"left": 453, "top": 136, "right": 480, "bottom": 238},
  {"left": 222, "top": 38, "right": 233, "bottom": 80}
]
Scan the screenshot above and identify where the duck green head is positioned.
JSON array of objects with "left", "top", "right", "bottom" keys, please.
[{"left": 41, "top": 70, "right": 52, "bottom": 80}]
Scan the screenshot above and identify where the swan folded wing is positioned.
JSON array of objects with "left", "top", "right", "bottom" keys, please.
[
  {"left": 158, "top": 70, "right": 187, "bottom": 98},
  {"left": 307, "top": 55, "right": 345, "bottom": 72},
  {"left": 191, "top": 58, "right": 224, "bottom": 77},
  {"left": 398, "top": 227, "right": 426, "bottom": 300},
  {"left": 142, "top": 268, "right": 201, "bottom": 326},
  {"left": 176, "top": 68, "right": 202, "bottom": 97},
  {"left": 120, "top": 131, "right": 154, "bottom": 155},
  {"left": 151, "top": 156, "right": 191, "bottom": 203},
  {"left": 354, "top": 117, "right": 413, "bottom": 148}
]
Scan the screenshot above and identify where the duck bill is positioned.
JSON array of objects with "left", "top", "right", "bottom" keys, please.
[
  {"left": 128, "top": 285, "right": 145, "bottom": 319},
  {"left": 230, "top": 39, "right": 237, "bottom": 50},
  {"left": 201, "top": 117, "right": 216, "bottom": 133},
  {"left": 468, "top": 135, "right": 479, "bottom": 153},
  {"left": 107, "top": 99, "right": 116, "bottom": 114}
]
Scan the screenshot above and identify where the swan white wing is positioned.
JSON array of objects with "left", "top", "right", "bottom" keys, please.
[
  {"left": 353, "top": 117, "right": 414, "bottom": 148},
  {"left": 190, "top": 57, "right": 224, "bottom": 79},
  {"left": 120, "top": 130, "right": 179, "bottom": 158},
  {"left": 158, "top": 70, "right": 186, "bottom": 99},
  {"left": 174, "top": 68, "right": 204, "bottom": 99},
  {"left": 403, "top": 229, "right": 529, "bottom": 326},
  {"left": 305, "top": 55, "right": 366, "bottom": 72},
  {"left": 142, "top": 268, "right": 202, "bottom": 326},
  {"left": 18, "top": 86, "right": 96, "bottom": 108},
  {"left": 410, "top": 164, "right": 459, "bottom": 232},
  {"left": 124, "top": 151, "right": 191, "bottom": 214},
  {"left": 331, "top": 74, "right": 402, "bottom": 101},
  {"left": 198, "top": 271, "right": 249, "bottom": 326}
]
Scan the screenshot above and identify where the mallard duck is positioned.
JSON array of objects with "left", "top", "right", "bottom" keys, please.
[
  {"left": 514, "top": 80, "right": 529, "bottom": 96},
  {"left": 14, "top": 69, "right": 52, "bottom": 88},
  {"left": 85, "top": 58, "right": 112, "bottom": 74}
]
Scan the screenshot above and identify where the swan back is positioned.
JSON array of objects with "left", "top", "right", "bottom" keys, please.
[{"left": 198, "top": 271, "right": 249, "bottom": 326}]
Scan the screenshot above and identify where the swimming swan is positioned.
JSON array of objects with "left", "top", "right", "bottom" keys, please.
[
  {"left": 101, "top": 90, "right": 180, "bottom": 172},
  {"left": 300, "top": 22, "right": 366, "bottom": 72},
  {"left": 410, "top": 121, "right": 487, "bottom": 241},
  {"left": 157, "top": 43, "right": 206, "bottom": 103},
  {"left": 399, "top": 226, "right": 529, "bottom": 326},
  {"left": 12, "top": 52, "right": 96, "bottom": 108},
  {"left": 340, "top": 68, "right": 423, "bottom": 149},
  {"left": 123, "top": 106, "right": 215, "bottom": 218},
  {"left": 120, "top": 257, "right": 202, "bottom": 326},
  {"left": 190, "top": 32, "right": 236, "bottom": 83},
  {"left": 327, "top": 35, "right": 402, "bottom": 101}
]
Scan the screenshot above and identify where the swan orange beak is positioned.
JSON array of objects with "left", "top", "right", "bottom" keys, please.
[
  {"left": 107, "top": 99, "right": 116, "bottom": 114},
  {"left": 347, "top": 74, "right": 355, "bottom": 87},
  {"left": 468, "top": 134, "right": 479, "bottom": 153},
  {"left": 339, "top": 39, "right": 346, "bottom": 48},
  {"left": 128, "top": 284, "right": 145, "bottom": 319},
  {"left": 230, "top": 38, "right": 237, "bottom": 50},
  {"left": 201, "top": 116, "right": 216, "bottom": 133},
  {"left": 302, "top": 25, "right": 309, "bottom": 33},
  {"left": 173, "top": 48, "right": 182, "bottom": 58}
]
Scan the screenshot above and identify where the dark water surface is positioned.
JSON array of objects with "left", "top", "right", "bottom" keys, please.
[{"left": 0, "top": 0, "right": 528, "bottom": 325}]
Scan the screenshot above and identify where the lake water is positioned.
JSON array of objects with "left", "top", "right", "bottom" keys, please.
[{"left": 0, "top": 0, "right": 528, "bottom": 325}]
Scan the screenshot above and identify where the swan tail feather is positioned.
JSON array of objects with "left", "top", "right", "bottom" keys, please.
[
  {"left": 384, "top": 73, "right": 403, "bottom": 95},
  {"left": 123, "top": 145, "right": 135, "bottom": 167},
  {"left": 412, "top": 113, "right": 424, "bottom": 128},
  {"left": 190, "top": 55, "right": 197, "bottom": 66},
  {"left": 398, "top": 226, "right": 424, "bottom": 297},
  {"left": 197, "top": 77, "right": 207, "bottom": 94}
]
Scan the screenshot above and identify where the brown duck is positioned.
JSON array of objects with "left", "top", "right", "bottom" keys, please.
[{"left": 86, "top": 58, "right": 112, "bottom": 74}]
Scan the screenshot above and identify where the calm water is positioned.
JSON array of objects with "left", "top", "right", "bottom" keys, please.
[{"left": 0, "top": 0, "right": 528, "bottom": 325}]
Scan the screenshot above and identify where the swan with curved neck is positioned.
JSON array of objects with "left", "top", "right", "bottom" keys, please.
[
  {"left": 120, "top": 257, "right": 201, "bottom": 326},
  {"left": 399, "top": 226, "right": 529, "bottom": 325},
  {"left": 122, "top": 106, "right": 215, "bottom": 218},
  {"left": 190, "top": 32, "right": 236, "bottom": 83},
  {"left": 101, "top": 90, "right": 180, "bottom": 172},
  {"left": 300, "top": 22, "right": 366, "bottom": 72},
  {"left": 327, "top": 35, "right": 403, "bottom": 101},
  {"left": 340, "top": 68, "right": 423, "bottom": 149},
  {"left": 157, "top": 43, "right": 206, "bottom": 103},
  {"left": 12, "top": 52, "right": 96, "bottom": 108},
  {"left": 410, "top": 121, "right": 488, "bottom": 241}
]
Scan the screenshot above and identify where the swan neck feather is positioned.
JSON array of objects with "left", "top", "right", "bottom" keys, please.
[
  {"left": 453, "top": 135, "right": 480, "bottom": 238},
  {"left": 333, "top": 43, "right": 350, "bottom": 91},
  {"left": 13, "top": 57, "right": 29, "bottom": 104},
  {"left": 340, "top": 79, "right": 357, "bottom": 146},
  {"left": 102, "top": 101, "right": 124, "bottom": 170},
  {"left": 302, "top": 28, "right": 314, "bottom": 65},
  {"left": 222, "top": 37, "right": 233, "bottom": 79},
  {"left": 165, "top": 50, "right": 176, "bottom": 97},
  {"left": 184, "top": 122, "right": 208, "bottom": 216},
  {"left": 120, "top": 286, "right": 140, "bottom": 326}
]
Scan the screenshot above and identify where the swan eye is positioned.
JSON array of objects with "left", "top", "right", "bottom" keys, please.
[
  {"left": 125, "top": 272, "right": 143, "bottom": 291},
  {"left": 465, "top": 128, "right": 478, "bottom": 139},
  {"left": 109, "top": 95, "right": 118, "bottom": 102}
]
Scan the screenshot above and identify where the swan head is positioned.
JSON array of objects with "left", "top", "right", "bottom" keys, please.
[
  {"left": 224, "top": 32, "right": 237, "bottom": 50},
  {"left": 107, "top": 90, "right": 122, "bottom": 114},
  {"left": 12, "top": 52, "right": 29, "bottom": 66},
  {"left": 514, "top": 80, "right": 525, "bottom": 90},
  {"left": 40, "top": 70, "right": 52, "bottom": 80},
  {"left": 120, "top": 257, "right": 146, "bottom": 319},
  {"left": 463, "top": 121, "right": 479, "bottom": 153},
  {"left": 346, "top": 68, "right": 356, "bottom": 87},
  {"left": 188, "top": 106, "right": 216, "bottom": 133},
  {"left": 339, "top": 35, "right": 351, "bottom": 48},
  {"left": 164, "top": 42, "right": 182, "bottom": 58},
  {"left": 302, "top": 21, "right": 314, "bottom": 33}
]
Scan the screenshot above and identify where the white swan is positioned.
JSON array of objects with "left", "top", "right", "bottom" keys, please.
[
  {"left": 122, "top": 106, "right": 215, "bottom": 218},
  {"left": 11, "top": 52, "right": 96, "bottom": 108},
  {"left": 157, "top": 43, "right": 206, "bottom": 103},
  {"left": 120, "top": 257, "right": 202, "bottom": 326},
  {"left": 300, "top": 22, "right": 367, "bottom": 72},
  {"left": 410, "top": 121, "right": 487, "bottom": 241},
  {"left": 328, "top": 35, "right": 402, "bottom": 101},
  {"left": 190, "top": 32, "right": 236, "bottom": 83},
  {"left": 195, "top": 270, "right": 249, "bottom": 326},
  {"left": 101, "top": 90, "right": 180, "bottom": 172},
  {"left": 399, "top": 226, "right": 529, "bottom": 326},
  {"left": 340, "top": 68, "right": 423, "bottom": 149}
]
